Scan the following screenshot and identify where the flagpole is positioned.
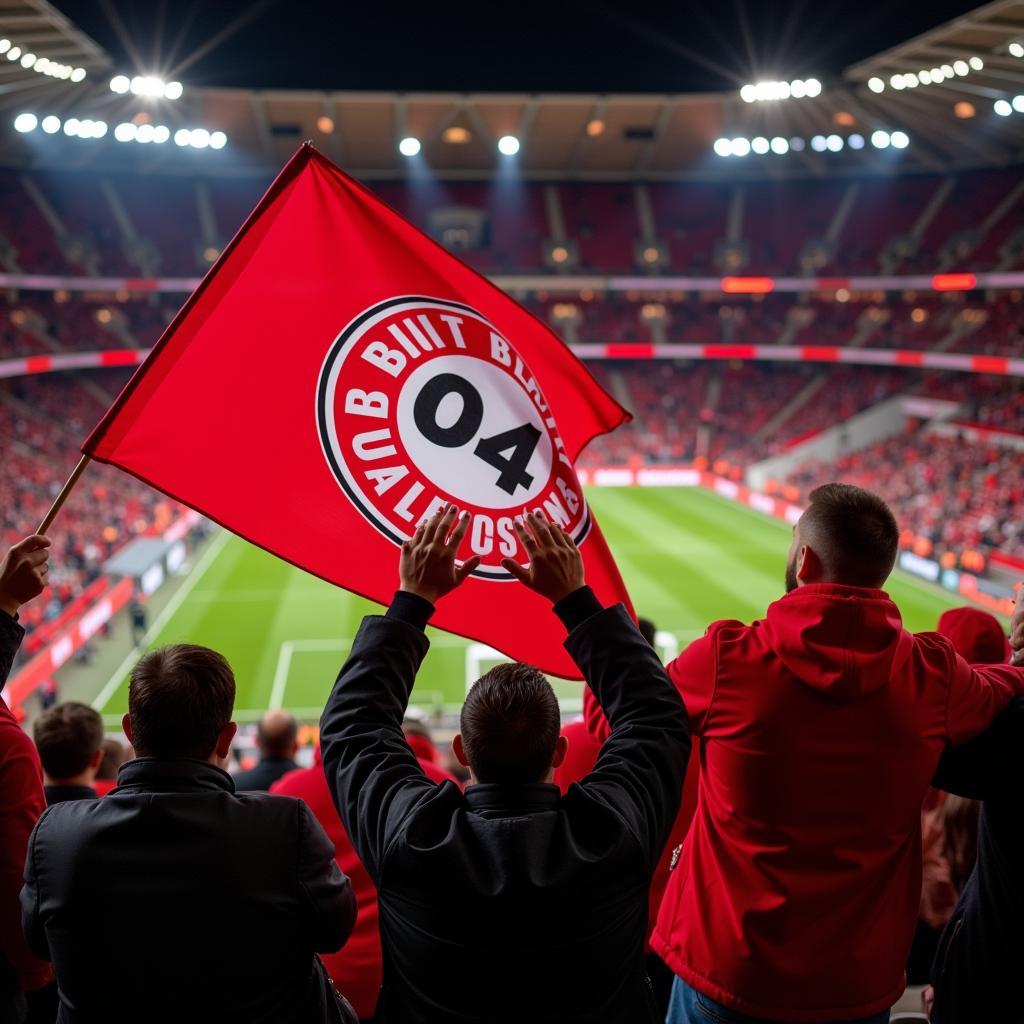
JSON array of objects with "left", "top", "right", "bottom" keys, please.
[{"left": 36, "top": 454, "right": 91, "bottom": 535}]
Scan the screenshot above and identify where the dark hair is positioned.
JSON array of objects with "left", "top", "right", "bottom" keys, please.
[
  {"left": 33, "top": 702, "right": 104, "bottom": 780},
  {"left": 97, "top": 737, "right": 128, "bottom": 780},
  {"left": 128, "top": 644, "right": 235, "bottom": 760},
  {"left": 460, "top": 662, "right": 560, "bottom": 784},
  {"left": 637, "top": 617, "right": 656, "bottom": 647},
  {"left": 256, "top": 710, "right": 298, "bottom": 758},
  {"left": 802, "top": 483, "right": 899, "bottom": 587}
]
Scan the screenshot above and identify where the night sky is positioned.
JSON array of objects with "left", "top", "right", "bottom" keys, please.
[{"left": 53, "top": 0, "right": 984, "bottom": 94}]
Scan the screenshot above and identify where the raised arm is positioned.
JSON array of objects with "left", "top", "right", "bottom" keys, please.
[
  {"left": 320, "top": 506, "right": 476, "bottom": 882},
  {"left": 504, "top": 513, "right": 691, "bottom": 871}
]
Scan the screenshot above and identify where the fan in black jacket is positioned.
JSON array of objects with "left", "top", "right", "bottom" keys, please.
[{"left": 321, "top": 505, "right": 692, "bottom": 1024}]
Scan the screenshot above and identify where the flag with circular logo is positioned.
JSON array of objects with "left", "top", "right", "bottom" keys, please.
[{"left": 84, "top": 144, "right": 632, "bottom": 677}]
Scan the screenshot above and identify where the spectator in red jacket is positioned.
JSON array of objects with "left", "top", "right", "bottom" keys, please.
[
  {"left": 0, "top": 536, "right": 52, "bottom": 1023},
  {"left": 271, "top": 738, "right": 458, "bottom": 1022},
  {"left": 656, "top": 483, "right": 1024, "bottom": 1024}
]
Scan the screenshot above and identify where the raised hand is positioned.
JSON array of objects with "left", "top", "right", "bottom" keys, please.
[
  {"left": 0, "top": 535, "right": 52, "bottom": 617},
  {"left": 399, "top": 505, "right": 481, "bottom": 605},
  {"left": 501, "top": 510, "right": 585, "bottom": 605}
]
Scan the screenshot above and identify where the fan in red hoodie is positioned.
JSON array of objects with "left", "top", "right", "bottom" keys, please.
[
  {"left": 271, "top": 732, "right": 458, "bottom": 1022},
  {"left": 654, "top": 483, "right": 1024, "bottom": 1024}
]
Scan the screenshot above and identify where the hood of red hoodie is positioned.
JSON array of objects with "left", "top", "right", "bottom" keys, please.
[{"left": 760, "top": 583, "right": 915, "bottom": 700}]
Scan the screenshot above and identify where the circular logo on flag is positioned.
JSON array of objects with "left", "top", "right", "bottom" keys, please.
[{"left": 316, "top": 296, "right": 590, "bottom": 579}]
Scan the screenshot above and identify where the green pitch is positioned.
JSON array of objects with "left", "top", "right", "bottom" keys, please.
[{"left": 92, "top": 487, "right": 966, "bottom": 724}]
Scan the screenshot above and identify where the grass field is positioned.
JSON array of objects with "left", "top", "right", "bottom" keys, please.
[{"left": 91, "top": 487, "right": 966, "bottom": 724}]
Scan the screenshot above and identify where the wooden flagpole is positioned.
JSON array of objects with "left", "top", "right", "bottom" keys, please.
[{"left": 36, "top": 454, "right": 91, "bottom": 535}]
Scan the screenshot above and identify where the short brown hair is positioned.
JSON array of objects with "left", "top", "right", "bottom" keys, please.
[
  {"left": 128, "top": 644, "right": 235, "bottom": 760},
  {"left": 34, "top": 702, "right": 104, "bottom": 780},
  {"left": 802, "top": 483, "right": 899, "bottom": 588},
  {"left": 460, "top": 662, "right": 560, "bottom": 784}
]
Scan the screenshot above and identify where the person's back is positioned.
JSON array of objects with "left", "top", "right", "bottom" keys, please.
[
  {"left": 321, "top": 507, "right": 690, "bottom": 1023},
  {"left": 22, "top": 644, "right": 355, "bottom": 1024},
  {"left": 654, "top": 483, "right": 1024, "bottom": 1023}
]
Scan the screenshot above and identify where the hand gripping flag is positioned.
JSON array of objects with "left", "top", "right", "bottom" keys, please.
[{"left": 84, "top": 144, "right": 632, "bottom": 677}]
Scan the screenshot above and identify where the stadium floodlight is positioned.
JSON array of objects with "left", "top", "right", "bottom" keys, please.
[
  {"left": 777, "top": 81, "right": 792, "bottom": 99},
  {"left": 1011, "top": 43, "right": 1024, "bottom": 58},
  {"left": 868, "top": 77, "right": 884, "bottom": 93},
  {"left": 730, "top": 137, "right": 751, "bottom": 156},
  {"left": 136, "top": 123, "right": 155, "bottom": 143},
  {"left": 918, "top": 70, "right": 932, "bottom": 85},
  {"left": 398, "top": 136, "right": 421, "bottom": 156},
  {"left": 751, "top": 136, "right": 770, "bottom": 155},
  {"left": 20, "top": 52, "right": 35, "bottom": 68},
  {"left": 969, "top": 56, "right": 984, "bottom": 71},
  {"left": 92, "top": 120, "right": 107, "bottom": 139},
  {"left": 890, "top": 131, "right": 909, "bottom": 149},
  {"left": 153, "top": 124, "right": 170, "bottom": 143},
  {"left": 41, "top": 115, "right": 60, "bottom": 134},
  {"left": 713, "top": 137, "right": 732, "bottom": 156},
  {"left": 931, "top": 67, "right": 944, "bottom": 81},
  {"left": 810, "top": 134, "right": 827, "bottom": 152},
  {"left": 0, "top": 39, "right": 8, "bottom": 54},
  {"left": 770, "top": 136, "right": 789, "bottom": 154},
  {"left": 994, "top": 99, "right": 1013, "bottom": 116},
  {"left": 953, "top": 60, "right": 969, "bottom": 76},
  {"left": 789, "top": 79, "right": 807, "bottom": 98},
  {"left": 941, "top": 64, "right": 954, "bottom": 77},
  {"left": 13, "top": 113, "right": 36, "bottom": 133},
  {"left": 209, "top": 131, "right": 227, "bottom": 149},
  {"left": 114, "top": 122, "right": 137, "bottom": 142},
  {"left": 789, "top": 136, "right": 806, "bottom": 151},
  {"left": 740, "top": 84, "right": 756, "bottom": 103},
  {"left": 871, "top": 130, "right": 891, "bottom": 148},
  {"left": 1013, "top": 95, "right": 1024, "bottom": 112},
  {"left": 804, "top": 78, "right": 822, "bottom": 96},
  {"left": 164, "top": 81, "right": 183, "bottom": 100},
  {"left": 7, "top": 46, "right": 21, "bottom": 61},
  {"left": 70, "top": 67, "right": 86, "bottom": 82},
  {"left": 497, "top": 134, "right": 520, "bottom": 155},
  {"left": 110, "top": 75, "right": 130, "bottom": 93},
  {"left": 63, "top": 117, "right": 80, "bottom": 137},
  {"left": 825, "top": 133, "right": 843, "bottom": 152},
  {"left": 174, "top": 128, "right": 190, "bottom": 146},
  {"left": 903, "top": 73, "right": 919, "bottom": 88},
  {"left": 890, "top": 74, "right": 905, "bottom": 90},
  {"left": 189, "top": 128, "right": 210, "bottom": 148},
  {"left": 848, "top": 133, "right": 865, "bottom": 150}
]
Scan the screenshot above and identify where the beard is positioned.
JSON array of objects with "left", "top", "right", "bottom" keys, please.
[{"left": 784, "top": 557, "right": 799, "bottom": 593}]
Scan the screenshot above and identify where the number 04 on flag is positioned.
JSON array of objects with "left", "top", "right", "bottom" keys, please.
[{"left": 84, "top": 144, "right": 633, "bottom": 677}]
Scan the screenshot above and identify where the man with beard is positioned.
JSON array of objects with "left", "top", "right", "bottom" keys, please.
[{"left": 653, "top": 482, "right": 1024, "bottom": 1024}]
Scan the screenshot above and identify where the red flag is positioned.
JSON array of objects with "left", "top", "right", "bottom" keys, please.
[{"left": 84, "top": 144, "right": 632, "bottom": 677}]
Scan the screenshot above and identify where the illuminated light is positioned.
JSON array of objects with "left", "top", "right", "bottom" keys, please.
[
  {"left": 53, "top": 289, "right": 69, "bottom": 303},
  {"left": 713, "top": 137, "right": 732, "bottom": 156},
  {"left": 20, "top": 52, "right": 35, "bottom": 68},
  {"left": 805, "top": 78, "right": 822, "bottom": 96},
  {"left": 63, "top": 117, "right": 80, "bottom": 137},
  {"left": 871, "top": 129, "right": 891, "bottom": 148},
  {"left": 70, "top": 67, "right": 86, "bottom": 83},
  {"left": 164, "top": 81, "right": 183, "bottom": 100},
  {"left": 834, "top": 110, "right": 855, "bottom": 126},
  {"left": 131, "top": 111, "right": 151, "bottom": 125},
  {"left": 789, "top": 136, "right": 806, "bottom": 151},
  {"left": 751, "top": 136, "right": 770, "bottom": 154},
  {"left": 954, "top": 101, "right": 976, "bottom": 119},
  {"left": 953, "top": 60, "right": 969, "bottom": 76},
  {"left": 995, "top": 99, "right": 1013, "bottom": 116},
  {"left": 110, "top": 75, "right": 130, "bottom": 93},
  {"left": 497, "top": 134, "right": 520, "bottom": 155},
  {"left": 790, "top": 79, "right": 807, "bottom": 98},
  {"left": 969, "top": 56, "right": 984, "bottom": 71},
  {"left": 0, "top": 40, "right": 8, "bottom": 53},
  {"left": 551, "top": 245, "right": 569, "bottom": 264},
  {"left": 930, "top": 67, "right": 944, "bottom": 80},
  {"left": 1010, "top": 42, "right": 1024, "bottom": 58},
  {"left": 41, "top": 115, "right": 60, "bottom": 134},
  {"left": 96, "top": 308, "right": 112, "bottom": 324},
  {"left": 825, "top": 133, "right": 843, "bottom": 152},
  {"left": 174, "top": 128, "right": 190, "bottom": 146},
  {"left": 903, "top": 73, "right": 919, "bottom": 88},
  {"left": 114, "top": 122, "right": 136, "bottom": 142},
  {"left": 35, "top": 58, "right": 49, "bottom": 73},
  {"left": 152, "top": 124, "right": 169, "bottom": 144},
  {"left": 398, "top": 136, "right": 421, "bottom": 156},
  {"left": 933, "top": 273, "right": 976, "bottom": 291},
  {"left": 13, "top": 113, "right": 37, "bottom": 133},
  {"left": 836, "top": 288, "right": 851, "bottom": 302},
  {"left": 442, "top": 125, "right": 470, "bottom": 144},
  {"left": 1013, "top": 95, "right": 1024, "bottom": 112},
  {"left": 918, "top": 69, "right": 932, "bottom": 84},
  {"left": 7, "top": 46, "right": 21, "bottom": 61},
  {"left": 868, "top": 77, "right": 884, "bottom": 93},
  {"left": 11, "top": 309, "right": 27, "bottom": 326},
  {"left": 203, "top": 246, "right": 219, "bottom": 262},
  {"left": 209, "top": 131, "right": 227, "bottom": 149},
  {"left": 91, "top": 120, "right": 107, "bottom": 139},
  {"left": 890, "top": 130, "right": 909, "bottom": 149},
  {"left": 641, "top": 303, "right": 667, "bottom": 320},
  {"left": 189, "top": 128, "right": 210, "bottom": 148},
  {"left": 810, "top": 134, "right": 827, "bottom": 152},
  {"left": 911, "top": 307, "right": 928, "bottom": 323},
  {"left": 777, "top": 81, "right": 792, "bottom": 99},
  {"left": 135, "top": 123, "right": 154, "bottom": 143},
  {"left": 641, "top": 246, "right": 660, "bottom": 264},
  {"left": 585, "top": 118, "right": 605, "bottom": 136},
  {"left": 722, "top": 276, "right": 775, "bottom": 294},
  {"left": 740, "top": 84, "right": 756, "bottom": 102},
  {"left": 890, "top": 74, "right": 905, "bottom": 90},
  {"left": 848, "top": 133, "right": 865, "bottom": 150},
  {"left": 316, "top": 115, "right": 334, "bottom": 133},
  {"left": 770, "top": 136, "right": 789, "bottom": 154},
  {"left": 941, "top": 64, "right": 954, "bottom": 78},
  {"left": 730, "top": 137, "right": 750, "bottom": 156}
]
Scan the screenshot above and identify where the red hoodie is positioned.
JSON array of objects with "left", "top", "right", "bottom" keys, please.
[
  {"left": 652, "top": 583, "right": 1024, "bottom": 1022},
  {"left": 555, "top": 685, "right": 700, "bottom": 949},
  {"left": 270, "top": 747, "right": 457, "bottom": 1019}
]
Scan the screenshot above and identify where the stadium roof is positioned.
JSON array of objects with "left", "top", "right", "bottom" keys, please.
[{"left": 1, "top": 0, "right": 1023, "bottom": 179}]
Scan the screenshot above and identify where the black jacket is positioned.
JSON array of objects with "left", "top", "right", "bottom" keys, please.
[
  {"left": 320, "top": 588, "right": 691, "bottom": 1024},
  {"left": 930, "top": 697, "right": 1024, "bottom": 1023},
  {"left": 43, "top": 785, "right": 97, "bottom": 806},
  {"left": 233, "top": 756, "right": 299, "bottom": 792},
  {"left": 21, "top": 756, "right": 357, "bottom": 1023}
]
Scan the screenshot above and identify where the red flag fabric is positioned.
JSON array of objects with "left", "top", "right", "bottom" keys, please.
[{"left": 84, "top": 144, "right": 632, "bottom": 677}]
